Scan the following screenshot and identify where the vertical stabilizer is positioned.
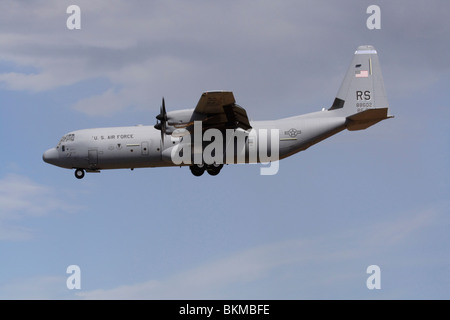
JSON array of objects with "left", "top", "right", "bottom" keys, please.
[
  {"left": 329, "top": 45, "right": 389, "bottom": 116},
  {"left": 329, "top": 45, "right": 392, "bottom": 130}
]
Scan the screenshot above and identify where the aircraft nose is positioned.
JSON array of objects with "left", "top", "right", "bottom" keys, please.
[{"left": 43, "top": 148, "right": 59, "bottom": 165}]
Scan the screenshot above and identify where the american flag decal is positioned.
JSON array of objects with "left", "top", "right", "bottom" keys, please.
[{"left": 355, "top": 70, "right": 369, "bottom": 78}]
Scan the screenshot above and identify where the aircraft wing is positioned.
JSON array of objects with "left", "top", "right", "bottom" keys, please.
[{"left": 191, "top": 91, "right": 252, "bottom": 131}]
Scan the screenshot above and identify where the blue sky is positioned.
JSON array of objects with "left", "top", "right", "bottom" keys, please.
[{"left": 0, "top": 0, "right": 449, "bottom": 299}]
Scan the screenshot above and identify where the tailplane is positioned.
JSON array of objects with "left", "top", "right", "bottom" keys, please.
[{"left": 329, "top": 45, "right": 393, "bottom": 130}]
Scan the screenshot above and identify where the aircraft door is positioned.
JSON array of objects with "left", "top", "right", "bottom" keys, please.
[
  {"left": 88, "top": 149, "right": 98, "bottom": 168},
  {"left": 144, "top": 139, "right": 162, "bottom": 164}
]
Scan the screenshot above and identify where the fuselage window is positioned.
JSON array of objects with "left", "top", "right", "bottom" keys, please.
[{"left": 62, "top": 145, "right": 65, "bottom": 152}]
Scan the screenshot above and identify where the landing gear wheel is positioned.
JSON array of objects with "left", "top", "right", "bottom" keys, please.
[
  {"left": 74, "top": 169, "right": 85, "bottom": 179},
  {"left": 207, "top": 163, "right": 223, "bottom": 176},
  {"left": 190, "top": 164, "right": 205, "bottom": 177}
]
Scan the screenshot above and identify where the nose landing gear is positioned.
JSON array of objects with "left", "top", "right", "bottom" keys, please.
[{"left": 74, "top": 168, "right": 85, "bottom": 179}]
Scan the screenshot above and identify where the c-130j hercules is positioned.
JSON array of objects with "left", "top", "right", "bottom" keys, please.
[{"left": 43, "top": 45, "right": 393, "bottom": 178}]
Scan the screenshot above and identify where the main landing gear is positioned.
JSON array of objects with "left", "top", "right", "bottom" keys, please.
[{"left": 189, "top": 163, "right": 224, "bottom": 177}]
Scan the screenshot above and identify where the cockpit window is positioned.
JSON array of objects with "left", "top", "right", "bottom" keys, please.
[{"left": 57, "top": 133, "right": 75, "bottom": 147}]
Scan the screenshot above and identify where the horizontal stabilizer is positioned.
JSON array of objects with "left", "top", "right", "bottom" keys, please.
[{"left": 346, "top": 108, "right": 393, "bottom": 131}]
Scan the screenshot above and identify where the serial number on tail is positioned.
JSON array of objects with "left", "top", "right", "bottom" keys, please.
[{"left": 356, "top": 102, "right": 373, "bottom": 112}]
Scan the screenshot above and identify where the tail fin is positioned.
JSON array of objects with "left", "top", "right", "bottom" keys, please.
[{"left": 329, "top": 45, "right": 392, "bottom": 130}]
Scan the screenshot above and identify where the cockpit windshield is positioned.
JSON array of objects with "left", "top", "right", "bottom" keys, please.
[{"left": 57, "top": 133, "right": 75, "bottom": 147}]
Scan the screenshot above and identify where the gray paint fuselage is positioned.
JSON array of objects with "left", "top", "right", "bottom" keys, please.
[{"left": 43, "top": 110, "right": 347, "bottom": 171}]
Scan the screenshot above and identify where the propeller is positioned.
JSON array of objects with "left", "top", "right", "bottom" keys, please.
[{"left": 154, "top": 97, "right": 168, "bottom": 144}]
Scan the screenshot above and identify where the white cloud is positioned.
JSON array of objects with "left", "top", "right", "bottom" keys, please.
[
  {"left": 0, "top": 222, "right": 33, "bottom": 241},
  {"left": 0, "top": 173, "right": 77, "bottom": 241},
  {"left": 0, "top": 275, "right": 70, "bottom": 300},
  {"left": 76, "top": 239, "right": 310, "bottom": 299},
  {"left": 365, "top": 206, "right": 440, "bottom": 246},
  {"left": 0, "top": 174, "right": 61, "bottom": 217},
  {"left": 74, "top": 204, "right": 445, "bottom": 299},
  {"left": 0, "top": 202, "right": 444, "bottom": 299},
  {"left": 1, "top": 1, "right": 449, "bottom": 116}
]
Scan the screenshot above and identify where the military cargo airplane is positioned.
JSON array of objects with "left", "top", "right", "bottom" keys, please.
[{"left": 43, "top": 45, "right": 393, "bottom": 178}]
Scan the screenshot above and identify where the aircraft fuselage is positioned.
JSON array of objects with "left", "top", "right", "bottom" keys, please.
[{"left": 43, "top": 110, "right": 347, "bottom": 176}]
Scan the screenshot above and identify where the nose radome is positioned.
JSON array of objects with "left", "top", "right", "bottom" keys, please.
[{"left": 43, "top": 148, "right": 59, "bottom": 164}]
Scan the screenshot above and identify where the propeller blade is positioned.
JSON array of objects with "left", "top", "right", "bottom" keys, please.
[
  {"left": 162, "top": 98, "right": 166, "bottom": 120},
  {"left": 154, "top": 97, "right": 168, "bottom": 145},
  {"left": 161, "top": 97, "right": 166, "bottom": 144}
]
